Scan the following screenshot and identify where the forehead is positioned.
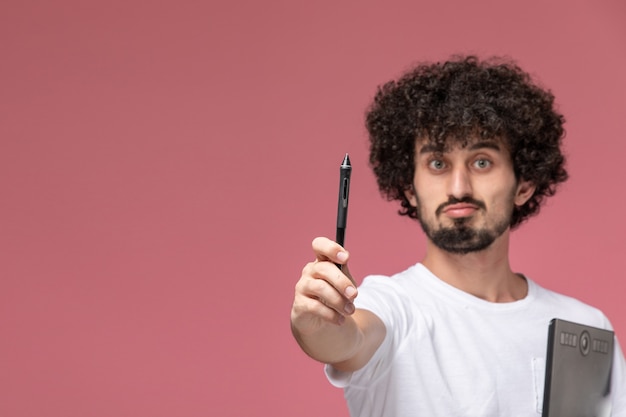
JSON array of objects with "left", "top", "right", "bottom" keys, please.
[{"left": 415, "top": 136, "right": 509, "bottom": 155}]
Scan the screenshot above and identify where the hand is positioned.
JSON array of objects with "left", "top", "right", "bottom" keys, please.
[{"left": 291, "top": 237, "right": 358, "bottom": 336}]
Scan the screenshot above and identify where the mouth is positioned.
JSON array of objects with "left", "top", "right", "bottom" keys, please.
[{"left": 441, "top": 203, "right": 479, "bottom": 219}]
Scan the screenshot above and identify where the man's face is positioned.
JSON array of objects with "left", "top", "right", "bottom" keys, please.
[{"left": 405, "top": 138, "right": 534, "bottom": 254}]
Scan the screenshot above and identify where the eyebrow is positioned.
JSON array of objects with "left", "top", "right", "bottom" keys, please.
[{"left": 418, "top": 140, "right": 502, "bottom": 155}]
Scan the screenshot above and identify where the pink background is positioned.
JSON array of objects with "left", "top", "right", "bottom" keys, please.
[{"left": 1, "top": 1, "right": 625, "bottom": 416}]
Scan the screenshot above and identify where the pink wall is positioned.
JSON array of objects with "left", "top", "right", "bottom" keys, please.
[{"left": 1, "top": 1, "right": 625, "bottom": 416}]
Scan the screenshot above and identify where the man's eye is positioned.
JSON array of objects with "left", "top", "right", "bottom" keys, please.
[
  {"left": 429, "top": 160, "right": 446, "bottom": 170},
  {"left": 474, "top": 159, "right": 491, "bottom": 169}
]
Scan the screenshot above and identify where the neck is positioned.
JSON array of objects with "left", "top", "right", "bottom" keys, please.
[{"left": 421, "top": 229, "right": 527, "bottom": 303}]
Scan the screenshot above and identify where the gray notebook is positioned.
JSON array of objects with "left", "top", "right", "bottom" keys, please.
[{"left": 542, "top": 318, "right": 614, "bottom": 417}]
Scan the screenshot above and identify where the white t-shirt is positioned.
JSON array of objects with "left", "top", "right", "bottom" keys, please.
[{"left": 326, "top": 263, "right": 626, "bottom": 417}]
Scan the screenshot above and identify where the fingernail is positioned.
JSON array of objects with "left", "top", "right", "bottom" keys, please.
[
  {"left": 344, "top": 302, "right": 355, "bottom": 314},
  {"left": 337, "top": 251, "right": 348, "bottom": 262},
  {"left": 345, "top": 286, "right": 357, "bottom": 298}
]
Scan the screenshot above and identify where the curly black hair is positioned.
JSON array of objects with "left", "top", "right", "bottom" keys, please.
[{"left": 366, "top": 55, "right": 568, "bottom": 229}]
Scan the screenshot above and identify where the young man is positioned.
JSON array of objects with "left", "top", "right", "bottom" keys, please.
[{"left": 290, "top": 56, "right": 626, "bottom": 416}]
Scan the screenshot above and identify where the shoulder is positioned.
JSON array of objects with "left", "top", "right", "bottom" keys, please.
[
  {"left": 354, "top": 266, "right": 417, "bottom": 327},
  {"left": 529, "top": 279, "right": 612, "bottom": 329},
  {"left": 359, "top": 263, "right": 429, "bottom": 292},
  {"left": 354, "top": 263, "right": 436, "bottom": 334},
  {"left": 355, "top": 263, "right": 428, "bottom": 308}
]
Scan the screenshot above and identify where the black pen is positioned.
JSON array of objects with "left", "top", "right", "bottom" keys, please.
[{"left": 336, "top": 153, "right": 352, "bottom": 268}]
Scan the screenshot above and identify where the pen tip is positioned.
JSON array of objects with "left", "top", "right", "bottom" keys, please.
[{"left": 342, "top": 153, "right": 351, "bottom": 165}]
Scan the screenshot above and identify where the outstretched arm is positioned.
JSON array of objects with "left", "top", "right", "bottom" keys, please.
[{"left": 290, "top": 237, "right": 385, "bottom": 372}]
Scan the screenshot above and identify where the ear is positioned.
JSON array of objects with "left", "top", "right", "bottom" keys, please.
[
  {"left": 514, "top": 180, "right": 536, "bottom": 206},
  {"left": 404, "top": 185, "right": 418, "bottom": 207}
]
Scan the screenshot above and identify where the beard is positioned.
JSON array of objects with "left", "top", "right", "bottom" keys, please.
[{"left": 416, "top": 197, "right": 512, "bottom": 255}]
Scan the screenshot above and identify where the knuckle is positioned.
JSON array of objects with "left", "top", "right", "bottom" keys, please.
[
  {"left": 311, "top": 278, "right": 328, "bottom": 294},
  {"left": 308, "top": 299, "right": 326, "bottom": 316},
  {"left": 301, "top": 261, "right": 315, "bottom": 276},
  {"left": 294, "top": 276, "right": 307, "bottom": 293},
  {"left": 312, "top": 236, "right": 337, "bottom": 257},
  {"left": 311, "top": 236, "right": 328, "bottom": 249}
]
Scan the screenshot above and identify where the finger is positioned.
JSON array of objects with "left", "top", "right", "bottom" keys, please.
[
  {"left": 292, "top": 293, "right": 347, "bottom": 326},
  {"left": 312, "top": 237, "right": 350, "bottom": 265},
  {"left": 303, "top": 260, "right": 358, "bottom": 301},
  {"left": 293, "top": 276, "right": 352, "bottom": 326},
  {"left": 341, "top": 263, "right": 356, "bottom": 287},
  {"left": 303, "top": 274, "right": 356, "bottom": 315}
]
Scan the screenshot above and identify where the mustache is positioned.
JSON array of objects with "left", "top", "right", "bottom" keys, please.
[{"left": 436, "top": 196, "right": 486, "bottom": 216}]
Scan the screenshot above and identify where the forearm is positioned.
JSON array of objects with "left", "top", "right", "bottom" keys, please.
[
  {"left": 292, "top": 315, "right": 364, "bottom": 366},
  {"left": 290, "top": 239, "right": 384, "bottom": 371}
]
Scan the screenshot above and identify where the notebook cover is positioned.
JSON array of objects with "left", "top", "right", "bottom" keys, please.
[{"left": 542, "top": 318, "right": 614, "bottom": 417}]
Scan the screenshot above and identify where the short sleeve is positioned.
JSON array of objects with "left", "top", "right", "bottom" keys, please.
[{"left": 325, "top": 274, "right": 416, "bottom": 388}]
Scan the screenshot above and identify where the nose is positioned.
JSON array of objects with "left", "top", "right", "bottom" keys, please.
[{"left": 448, "top": 166, "right": 473, "bottom": 199}]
